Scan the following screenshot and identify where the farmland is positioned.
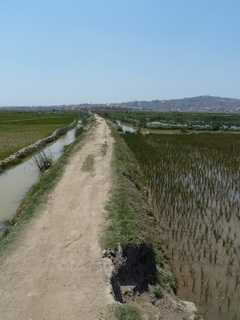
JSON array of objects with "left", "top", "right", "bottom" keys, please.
[
  {"left": 122, "top": 131, "right": 240, "bottom": 320},
  {"left": 0, "top": 111, "right": 77, "bottom": 160},
  {"left": 103, "top": 110, "right": 240, "bottom": 131}
]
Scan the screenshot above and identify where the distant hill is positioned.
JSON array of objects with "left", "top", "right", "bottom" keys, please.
[
  {"left": 1, "top": 96, "right": 240, "bottom": 113},
  {"left": 111, "top": 96, "right": 240, "bottom": 113}
]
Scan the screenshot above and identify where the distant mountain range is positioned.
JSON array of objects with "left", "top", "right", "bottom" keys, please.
[
  {"left": 110, "top": 96, "right": 240, "bottom": 113},
  {"left": 1, "top": 96, "right": 240, "bottom": 113}
]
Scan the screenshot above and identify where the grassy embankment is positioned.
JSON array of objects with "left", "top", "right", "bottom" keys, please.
[
  {"left": 103, "top": 124, "right": 176, "bottom": 320},
  {"left": 0, "top": 113, "right": 92, "bottom": 254},
  {"left": 104, "top": 125, "right": 174, "bottom": 273},
  {"left": 0, "top": 111, "right": 78, "bottom": 161}
]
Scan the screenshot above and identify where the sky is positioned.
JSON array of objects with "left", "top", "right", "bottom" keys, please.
[{"left": 0, "top": 0, "right": 240, "bottom": 105}]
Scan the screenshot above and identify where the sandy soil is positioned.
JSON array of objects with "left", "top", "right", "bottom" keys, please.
[{"left": 0, "top": 116, "right": 114, "bottom": 320}]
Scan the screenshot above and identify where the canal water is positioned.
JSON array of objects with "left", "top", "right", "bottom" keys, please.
[
  {"left": 116, "top": 121, "right": 136, "bottom": 133},
  {"left": 0, "top": 128, "right": 76, "bottom": 223}
]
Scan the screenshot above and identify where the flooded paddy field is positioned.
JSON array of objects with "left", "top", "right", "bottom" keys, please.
[
  {"left": 104, "top": 110, "right": 240, "bottom": 132},
  {"left": 124, "top": 132, "right": 240, "bottom": 320},
  {"left": 0, "top": 127, "right": 77, "bottom": 223},
  {"left": 0, "top": 111, "right": 77, "bottom": 160},
  {"left": 116, "top": 121, "right": 136, "bottom": 133}
]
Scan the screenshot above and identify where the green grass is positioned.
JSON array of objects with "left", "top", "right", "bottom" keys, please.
[
  {"left": 0, "top": 111, "right": 78, "bottom": 160},
  {"left": 103, "top": 126, "right": 147, "bottom": 248},
  {"left": 113, "top": 305, "right": 142, "bottom": 320},
  {"left": 0, "top": 113, "right": 92, "bottom": 254},
  {"left": 104, "top": 126, "right": 171, "bottom": 258},
  {"left": 105, "top": 304, "right": 143, "bottom": 320},
  {"left": 103, "top": 124, "right": 176, "bottom": 285},
  {"left": 152, "top": 285, "right": 163, "bottom": 299}
]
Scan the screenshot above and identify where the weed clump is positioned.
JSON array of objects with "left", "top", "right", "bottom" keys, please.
[{"left": 114, "top": 305, "right": 142, "bottom": 320}]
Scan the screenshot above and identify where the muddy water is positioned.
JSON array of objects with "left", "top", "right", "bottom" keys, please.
[
  {"left": 0, "top": 128, "right": 76, "bottom": 223},
  {"left": 123, "top": 132, "right": 240, "bottom": 320},
  {"left": 116, "top": 121, "right": 136, "bottom": 133}
]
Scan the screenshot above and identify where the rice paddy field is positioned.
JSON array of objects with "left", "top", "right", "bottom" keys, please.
[
  {"left": 0, "top": 111, "right": 77, "bottom": 160},
  {"left": 123, "top": 131, "right": 240, "bottom": 320},
  {"left": 104, "top": 110, "right": 240, "bottom": 131}
]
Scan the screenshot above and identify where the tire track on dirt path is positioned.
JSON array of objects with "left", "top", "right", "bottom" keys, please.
[{"left": 0, "top": 115, "right": 114, "bottom": 320}]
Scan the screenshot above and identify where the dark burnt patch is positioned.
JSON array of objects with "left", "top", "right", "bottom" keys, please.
[
  {"left": 105, "top": 243, "right": 157, "bottom": 303},
  {"left": 117, "top": 244, "right": 157, "bottom": 293}
]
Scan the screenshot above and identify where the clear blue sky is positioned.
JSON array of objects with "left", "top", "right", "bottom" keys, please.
[{"left": 0, "top": 0, "right": 239, "bottom": 105}]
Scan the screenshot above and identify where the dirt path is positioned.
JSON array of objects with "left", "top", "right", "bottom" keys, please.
[{"left": 0, "top": 116, "right": 114, "bottom": 320}]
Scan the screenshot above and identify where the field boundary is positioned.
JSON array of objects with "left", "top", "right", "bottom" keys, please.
[
  {"left": 104, "top": 123, "right": 175, "bottom": 272},
  {"left": 0, "top": 120, "right": 77, "bottom": 172}
]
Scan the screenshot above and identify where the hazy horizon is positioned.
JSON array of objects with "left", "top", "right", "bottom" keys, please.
[
  {"left": 1, "top": 94, "right": 240, "bottom": 108},
  {"left": 1, "top": 1, "right": 239, "bottom": 105}
]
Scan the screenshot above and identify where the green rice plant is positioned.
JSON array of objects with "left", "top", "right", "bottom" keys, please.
[
  {"left": 0, "top": 111, "right": 79, "bottom": 160},
  {"left": 122, "top": 131, "right": 240, "bottom": 320}
]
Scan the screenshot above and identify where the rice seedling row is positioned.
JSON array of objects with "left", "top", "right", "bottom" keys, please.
[{"left": 123, "top": 132, "right": 240, "bottom": 320}]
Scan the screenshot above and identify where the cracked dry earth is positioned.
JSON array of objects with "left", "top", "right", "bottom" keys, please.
[{"left": 0, "top": 116, "right": 114, "bottom": 320}]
